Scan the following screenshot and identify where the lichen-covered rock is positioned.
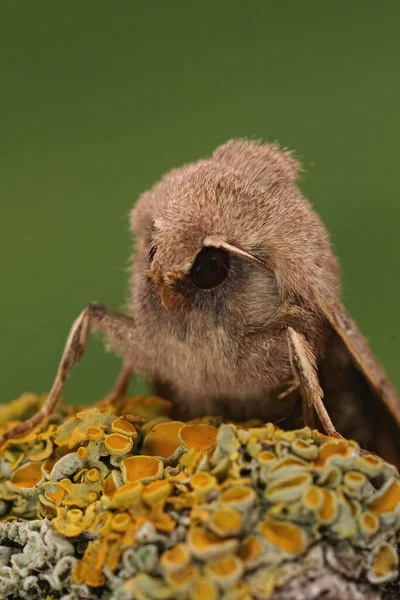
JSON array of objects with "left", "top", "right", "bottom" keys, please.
[{"left": 0, "top": 393, "right": 399, "bottom": 599}]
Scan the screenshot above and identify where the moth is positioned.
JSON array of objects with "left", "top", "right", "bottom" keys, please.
[{"left": 2, "top": 140, "right": 400, "bottom": 464}]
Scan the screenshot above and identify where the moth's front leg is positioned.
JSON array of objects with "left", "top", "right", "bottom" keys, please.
[
  {"left": 0, "top": 302, "right": 135, "bottom": 447},
  {"left": 287, "top": 326, "right": 342, "bottom": 438}
]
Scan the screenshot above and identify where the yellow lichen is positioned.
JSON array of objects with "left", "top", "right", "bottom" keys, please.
[
  {"left": 205, "top": 554, "right": 244, "bottom": 590},
  {"left": 188, "top": 527, "right": 238, "bottom": 560},
  {"left": 9, "top": 461, "right": 43, "bottom": 489},
  {"left": 239, "top": 535, "right": 262, "bottom": 569},
  {"left": 260, "top": 517, "right": 308, "bottom": 554},
  {"left": 121, "top": 455, "right": 164, "bottom": 484},
  {"left": 367, "top": 478, "right": 400, "bottom": 516},
  {"left": 219, "top": 486, "right": 256, "bottom": 512},
  {"left": 190, "top": 471, "right": 218, "bottom": 498},
  {"left": 267, "top": 455, "right": 309, "bottom": 480},
  {"left": 179, "top": 424, "right": 218, "bottom": 452},
  {"left": 143, "top": 420, "right": 185, "bottom": 458},
  {"left": 111, "top": 418, "right": 138, "bottom": 437},
  {"left": 265, "top": 472, "right": 312, "bottom": 503},
  {"left": 369, "top": 542, "right": 399, "bottom": 583},
  {"left": 1, "top": 392, "right": 400, "bottom": 596},
  {"left": 165, "top": 564, "right": 199, "bottom": 591},
  {"left": 142, "top": 480, "right": 171, "bottom": 505},
  {"left": 318, "top": 488, "right": 338, "bottom": 524},
  {"left": 315, "top": 440, "right": 358, "bottom": 469},
  {"left": 358, "top": 511, "right": 379, "bottom": 535},
  {"left": 111, "top": 481, "right": 144, "bottom": 509},
  {"left": 302, "top": 485, "right": 324, "bottom": 511},
  {"left": 209, "top": 507, "right": 243, "bottom": 537},
  {"left": 160, "top": 543, "right": 191, "bottom": 573},
  {"left": 104, "top": 433, "right": 133, "bottom": 456},
  {"left": 191, "top": 577, "right": 219, "bottom": 600}
]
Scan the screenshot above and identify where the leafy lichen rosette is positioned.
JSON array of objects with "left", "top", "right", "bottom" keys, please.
[{"left": 0, "top": 393, "right": 399, "bottom": 600}]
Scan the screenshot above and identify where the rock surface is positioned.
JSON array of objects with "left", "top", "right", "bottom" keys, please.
[{"left": 0, "top": 393, "right": 399, "bottom": 600}]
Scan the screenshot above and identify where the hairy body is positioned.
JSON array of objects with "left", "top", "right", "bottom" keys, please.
[{"left": 118, "top": 144, "right": 333, "bottom": 417}]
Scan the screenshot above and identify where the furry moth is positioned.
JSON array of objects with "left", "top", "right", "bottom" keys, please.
[{"left": 2, "top": 140, "right": 399, "bottom": 464}]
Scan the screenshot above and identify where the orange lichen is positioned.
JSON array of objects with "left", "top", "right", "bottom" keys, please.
[
  {"left": 43, "top": 482, "right": 66, "bottom": 507},
  {"left": 87, "top": 427, "right": 104, "bottom": 441},
  {"left": 28, "top": 439, "right": 53, "bottom": 462},
  {"left": 72, "top": 538, "right": 107, "bottom": 587},
  {"left": 191, "top": 577, "right": 219, "bottom": 600},
  {"left": 358, "top": 511, "right": 379, "bottom": 535},
  {"left": 121, "top": 455, "right": 163, "bottom": 484},
  {"left": 9, "top": 461, "right": 43, "bottom": 489},
  {"left": 265, "top": 472, "right": 312, "bottom": 503},
  {"left": 104, "top": 433, "right": 133, "bottom": 456},
  {"left": 142, "top": 480, "right": 171, "bottom": 505},
  {"left": 205, "top": 554, "right": 244, "bottom": 589},
  {"left": 210, "top": 507, "right": 243, "bottom": 536},
  {"left": 302, "top": 485, "right": 324, "bottom": 511},
  {"left": 318, "top": 489, "right": 338, "bottom": 524},
  {"left": 260, "top": 517, "right": 307, "bottom": 554},
  {"left": 103, "top": 471, "right": 119, "bottom": 499},
  {"left": 52, "top": 506, "right": 92, "bottom": 537},
  {"left": 343, "top": 470, "right": 367, "bottom": 492},
  {"left": 188, "top": 527, "right": 238, "bottom": 560},
  {"left": 368, "top": 478, "right": 400, "bottom": 516},
  {"left": 219, "top": 486, "right": 256, "bottom": 511},
  {"left": 369, "top": 543, "right": 399, "bottom": 583},
  {"left": 165, "top": 564, "right": 199, "bottom": 591},
  {"left": 354, "top": 453, "right": 383, "bottom": 477},
  {"left": 291, "top": 438, "right": 318, "bottom": 460},
  {"left": 111, "top": 418, "right": 138, "bottom": 437},
  {"left": 318, "top": 465, "right": 342, "bottom": 488},
  {"left": 120, "top": 395, "right": 172, "bottom": 420},
  {"left": 267, "top": 456, "right": 309, "bottom": 479},
  {"left": 239, "top": 535, "right": 261, "bottom": 569},
  {"left": 190, "top": 471, "right": 218, "bottom": 498},
  {"left": 179, "top": 424, "right": 218, "bottom": 452},
  {"left": 160, "top": 543, "right": 191, "bottom": 573},
  {"left": 1, "top": 392, "right": 400, "bottom": 596},
  {"left": 57, "top": 475, "right": 102, "bottom": 508},
  {"left": 315, "top": 440, "right": 358, "bottom": 469},
  {"left": 111, "top": 512, "right": 131, "bottom": 532},
  {"left": 111, "top": 481, "right": 144, "bottom": 509},
  {"left": 258, "top": 450, "right": 277, "bottom": 466},
  {"left": 143, "top": 421, "right": 185, "bottom": 458}
]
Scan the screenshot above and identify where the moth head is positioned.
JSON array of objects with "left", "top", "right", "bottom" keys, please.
[
  {"left": 131, "top": 139, "right": 340, "bottom": 319},
  {"left": 145, "top": 231, "right": 271, "bottom": 314}
]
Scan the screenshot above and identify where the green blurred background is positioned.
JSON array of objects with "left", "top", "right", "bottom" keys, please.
[{"left": 1, "top": 1, "right": 399, "bottom": 406}]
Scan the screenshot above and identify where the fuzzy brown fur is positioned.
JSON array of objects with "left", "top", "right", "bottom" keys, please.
[{"left": 123, "top": 141, "right": 332, "bottom": 417}]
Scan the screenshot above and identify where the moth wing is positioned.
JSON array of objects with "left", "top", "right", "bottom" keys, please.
[{"left": 317, "top": 294, "right": 400, "bottom": 464}]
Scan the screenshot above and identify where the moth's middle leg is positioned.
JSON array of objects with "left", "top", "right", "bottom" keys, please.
[{"left": 105, "top": 362, "right": 134, "bottom": 406}]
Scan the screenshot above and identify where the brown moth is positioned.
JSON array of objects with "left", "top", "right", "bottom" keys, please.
[{"left": 2, "top": 140, "right": 400, "bottom": 463}]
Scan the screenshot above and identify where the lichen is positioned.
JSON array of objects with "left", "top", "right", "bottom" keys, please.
[{"left": 0, "top": 393, "right": 399, "bottom": 599}]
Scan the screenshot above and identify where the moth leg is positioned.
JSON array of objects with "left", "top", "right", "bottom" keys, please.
[
  {"left": 105, "top": 362, "right": 134, "bottom": 406},
  {"left": 278, "top": 380, "right": 300, "bottom": 400},
  {"left": 0, "top": 302, "right": 135, "bottom": 447},
  {"left": 301, "top": 388, "right": 316, "bottom": 430},
  {"left": 287, "top": 327, "right": 342, "bottom": 438}
]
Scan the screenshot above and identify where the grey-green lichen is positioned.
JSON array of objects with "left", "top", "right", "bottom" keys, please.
[{"left": 0, "top": 393, "right": 399, "bottom": 600}]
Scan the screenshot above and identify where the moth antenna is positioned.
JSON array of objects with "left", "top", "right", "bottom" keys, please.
[{"left": 203, "top": 235, "right": 272, "bottom": 273}]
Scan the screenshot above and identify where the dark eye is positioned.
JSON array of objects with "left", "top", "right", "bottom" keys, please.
[{"left": 190, "top": 247, "right": 230, "bottom": 289}]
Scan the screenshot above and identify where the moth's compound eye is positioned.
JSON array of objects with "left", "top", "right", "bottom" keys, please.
[
  {"left": 148, "top": 245, "right": 157, "bottom": 264},
  {"left": 190, "top": 247, "right": 230, "bottom": 289}
]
